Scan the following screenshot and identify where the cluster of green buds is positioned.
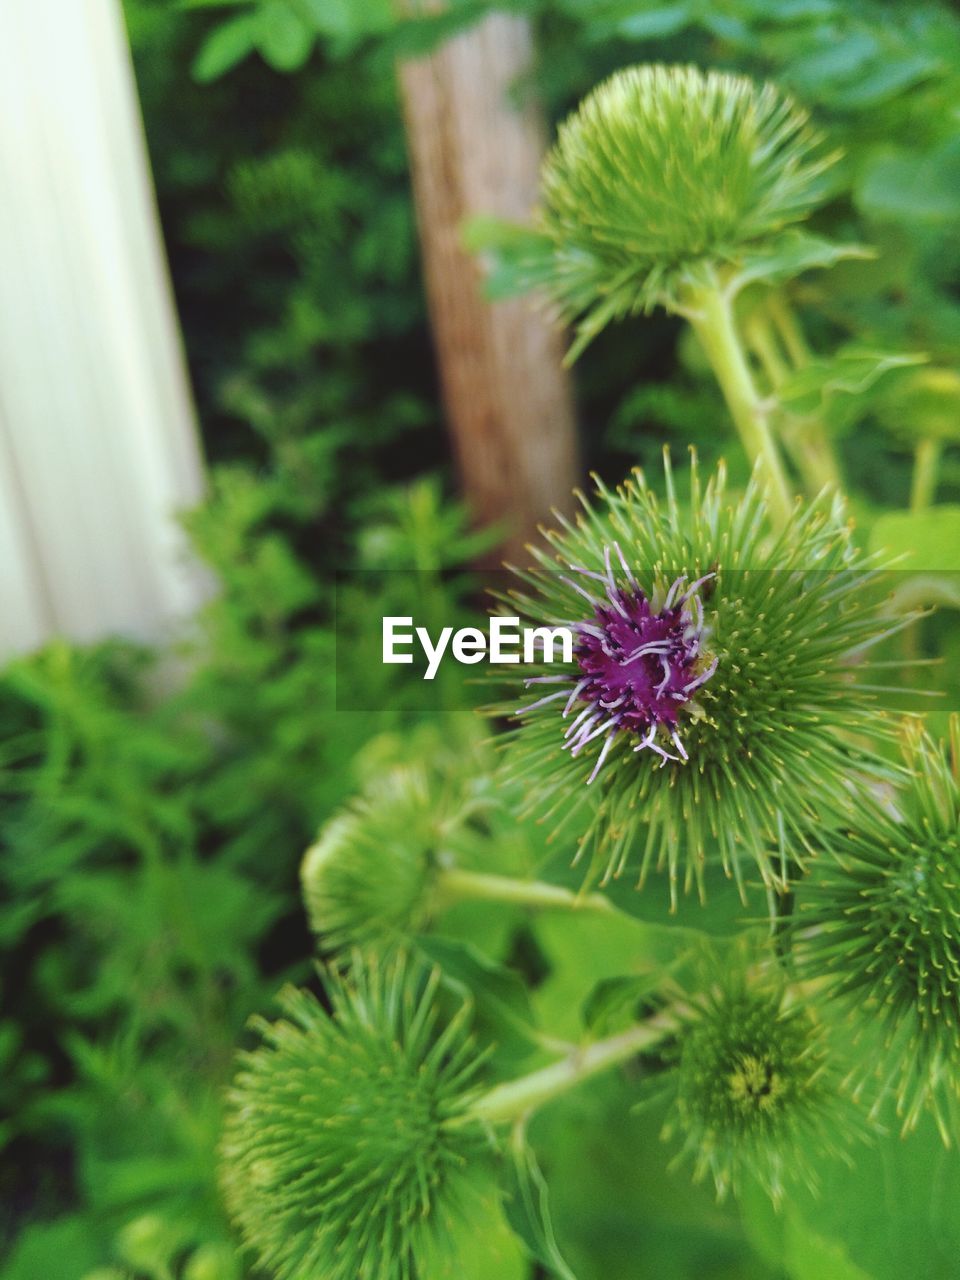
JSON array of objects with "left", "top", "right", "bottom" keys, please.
[{"left": 217, "top": 60, "right": 957, "bottom": 1280}]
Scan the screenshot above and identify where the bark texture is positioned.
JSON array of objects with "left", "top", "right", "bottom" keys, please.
[{"left": 397, "top": 10, "right": 579, "bottom": 563}]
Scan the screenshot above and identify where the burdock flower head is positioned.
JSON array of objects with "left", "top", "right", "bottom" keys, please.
[
  {"left": 219, "top": 954, "right": 488, "bottom": 1280},
  {"left": 660, "top": 970, "right": 853, "bottom": 1202},
  {"left": 539, "top": 64, "right": 837, "bottom": 354},
  {"left": 301, "top": 767, "right": 439, "bottom": 951},
  {"left": 794, "top": 720, "right": 960, "bottom": 1137},
  {"left": 501, "top": 455, "right": 907, "bottom": 901}
]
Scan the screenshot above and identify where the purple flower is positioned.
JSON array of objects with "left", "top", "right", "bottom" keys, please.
[{"left": 519, "top": 545, "right": 717, "bottom": 784}]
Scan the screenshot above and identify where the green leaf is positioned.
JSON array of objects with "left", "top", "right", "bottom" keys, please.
[
  {"left": 580, "top": 973, "right": 663, "bottom": 1036},
  {"left": 741, "top": 1110, "right": 960, "bottom": 1280},
  {"left": 2, "top": 1215, "right": 104, "bottom": 1280},
  {"left": 616, "top": 6, "right": 692, "bottom": 39},
  {"left": 417, "top": 1167, "right": 528, "bottom": 1280},
  {"left": 501, "top": 1130, "right": 579, "bottom": 1280},
  {"left": 868, "top": 507, "right": 960, "bottom": 574},
  {"left": 191, "top": 13, "right": 257, "bottom": 81},
  {"left": 299, "top": 0, "right": 392, "bottom": 41},
  {"left": 462, "top": 215, "right": 557, "bottom": 302},
  {"left": 777, "top": 346, "right": 927, "bottom": 429},
  {"left": 415, "top": 935, "right": 539, "bottom": 1066},
  {"left": 255, "top": 1, "right": 314, "bottom": 71},
  {"left": 856, "top": 140, "right": 960, "bottom": 225},
  {"left": 733, "top": 231, "right": 873, "bottom": 293},
  {"left": 178, "top": 0, "right": 252, "bottom": 8},
  {"left": 740, "top": 1179, "right": 872, "bottom": 1280}
]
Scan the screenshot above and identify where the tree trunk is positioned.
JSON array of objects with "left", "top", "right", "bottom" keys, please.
[{"left": 396, "top": 9, "right": 579, "bottom": 564}]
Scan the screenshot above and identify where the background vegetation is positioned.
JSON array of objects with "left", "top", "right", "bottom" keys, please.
[{"left": 2, "top": 1, "right": 959, "bottom": 1277}]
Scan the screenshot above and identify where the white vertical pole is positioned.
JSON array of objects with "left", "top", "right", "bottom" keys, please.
[{"left": 0, "top": 0, "right": 208, "bottom": 655}]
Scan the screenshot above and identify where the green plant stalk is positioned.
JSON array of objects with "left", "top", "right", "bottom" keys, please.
[
  {"left": 464, "top": 1010, "right": 678, "bottom": 1126},
  {"left": 910, "top": 437, "right": 941, "bottom": 511},
  {"left": 767, "top": 291, "right": 810, "bottom": 366},
  {"left": 434, "top": 867, "right": 616, "bottom": 914},
  {"left": 685, "top": 280, "right": 793, "bottom": 528},
  {"left": 765, "top": 294, "right": 843, "bottom": 492},
  {"left": 745, "top": 305, "right": 842, "bottom": 495}
]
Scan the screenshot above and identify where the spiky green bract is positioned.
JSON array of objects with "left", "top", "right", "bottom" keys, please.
[
  {"left": 301, "top": 767, "right": 438, "bottom": 951},
  {"left": 220, "top": 955, "right": 488, "bottom": 1280},
  {"left": 794, "top": 723, "right": 960, "bottom": 1138},
  {"left": 661, "top": 978, "right": 850, "bottom": 1202},
  {"left": 499, "top": 456, "right": 903, "bottom": 901},
  {"left": 540, "top": 64, "right": 835, "bottom": 350}
]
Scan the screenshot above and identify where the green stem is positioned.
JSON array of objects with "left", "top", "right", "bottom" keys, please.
[
  {"left": 744, "top": 310, "right": 789, "bottom": 388},
  {"left": 910, "top": 438, "right": 941, "bottom": 511},
  {"left": 466, "top": 1011, "right": 678, "bottom": 1126},
  {"left": 767, "top": 292, "right": 810, "bottom": 366},
  {"left": 685, "top": 280, "right": 793, "bottom": 529},
  {"left": 764, "top": 294, "right": 843, "bottom": 493},
  {"left": 746, "top": 303, "right": 842, "bottom": 495},
  {"left": 435, "top": 867, "right": 616, "bottom": 915}
]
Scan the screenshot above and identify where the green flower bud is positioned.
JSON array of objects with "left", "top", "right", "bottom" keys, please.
[
  {"left": 301, "top": 768, "right": 438, "bottom": 951},
  {"left": 501, "top": 455, "right": 906, "bottom": 900},
  {"left": 794, "top": 722, "right": 960, "bottom": 1136},
  {"left": 540, "top": 64, "right": 836, "bottom": 350},
  {"left": 219, "top": 955, "right": 489, "bottom": 1280},
  {"left": 661, "top": 978, "right": 851, "bottom": 1201}
]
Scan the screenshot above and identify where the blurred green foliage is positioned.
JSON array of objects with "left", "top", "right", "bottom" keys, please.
[{"left": 1, "top": 0, "right": 958, "bottom": 1277}]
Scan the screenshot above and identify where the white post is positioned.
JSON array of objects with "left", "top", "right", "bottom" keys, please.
[{"left": 0, "top": 0, "right": 208, "bottom": 656}]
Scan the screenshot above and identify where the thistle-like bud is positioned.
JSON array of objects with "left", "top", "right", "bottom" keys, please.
[
  {"left": 219, "top": 955, "right": 488, "bottom": 1280},
  {"left": 660, "top": 977, "right": 851, "bottom": 1201},
  {"left": 794, "top": 722, "right": 960, "bottom": 1135},
  {"left": 503, "top": 455, "right": 907, "bottom": 899},
  {"left": 301, "top": 768, "right": 439, "bottom": 951},
  {"left": 539, "top": 64, "right": 835, "bottom": 349}
]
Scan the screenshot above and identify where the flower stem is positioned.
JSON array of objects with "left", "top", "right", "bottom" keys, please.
[
  {"left": 435, "top": 867, "right": 616, "bottom": 914},
  {"left": 465, "top": 1011, "right": 678, "bottom": 1126},
  {"left": 745, "top": 302, "right": 843, "bottom": 495},
  {"left": 911, "top": 438, "right": 941, "bottom": 511},
  {"left": 685, "top": 279, "right": 793, "bottom": 528}
]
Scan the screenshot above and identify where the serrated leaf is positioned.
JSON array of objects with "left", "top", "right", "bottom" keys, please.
[{"left": 733, "top": 231, "right": 873, "bottom": 294}]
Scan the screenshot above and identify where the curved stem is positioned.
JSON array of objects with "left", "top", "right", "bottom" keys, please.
[
  {"left": 910, "top": 438, "right": 941, "bottom": 511},
  {"left": 685, "top": 280, "right": 793, "bottom": 529},
  {"left": 746, "top": 306, "right": 842, "bottom": 496},
  {"left": 435, "top": 867, "right": 616, "bottom": 914},
  {"left": 767, "top": 292, "right": 810, "bottom": 366},
  {"left": 465, "top": 1010, "right": 679, "bottom": 1126},
  {"left": 763, "top": 294, "right": 843, "bottom": 494}
]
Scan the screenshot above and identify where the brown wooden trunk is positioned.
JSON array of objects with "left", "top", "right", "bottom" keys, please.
[{"left": 396, "top": 9, "right": 579, "bottom": 564}]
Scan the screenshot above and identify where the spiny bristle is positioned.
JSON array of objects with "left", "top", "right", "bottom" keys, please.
[
  {"left": 219, "top": 954, "right": 488, "bottom": 1280},
  {"left": 539, "top": 64, "right": 835, "bottom": 348},
  {"left": 500, "top": 456, "right": 910, "bottom": 903},
  {"left": 660, "top": 977, "right": 855, "bottom": 1202},
  {"left": 795, "top": 728, "right": 960, "bottom": 1136},
  {"left": 301, "top": 768, "right": 438, "bottom": 951}
]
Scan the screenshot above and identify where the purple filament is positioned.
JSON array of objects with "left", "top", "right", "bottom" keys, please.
[{"left": 520, "top": 545, "right": 717, "bottom": 783}]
